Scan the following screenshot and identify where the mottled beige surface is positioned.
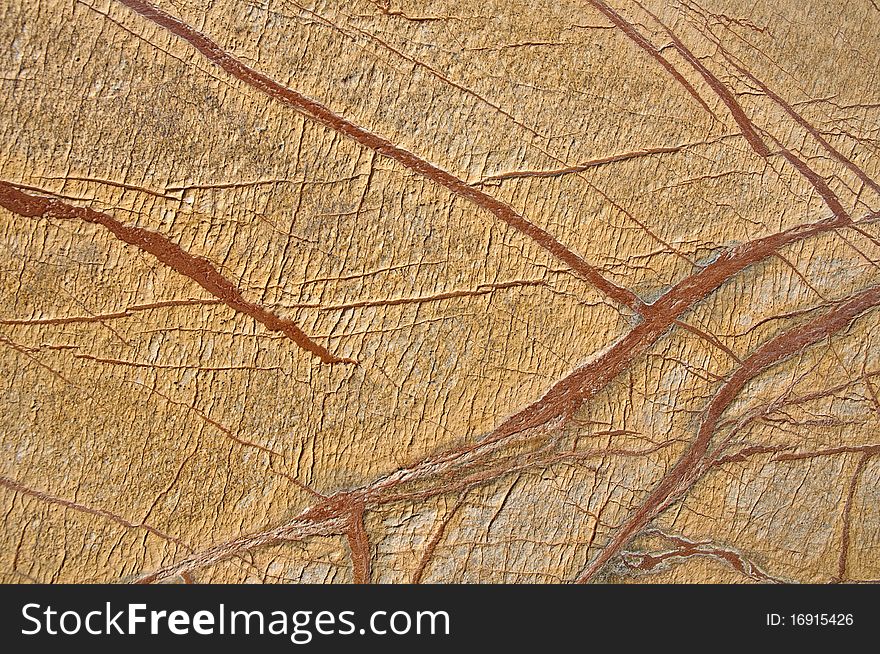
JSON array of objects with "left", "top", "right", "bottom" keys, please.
[{"left": 0, "top": 0, "right": 878, "bottom": 583}]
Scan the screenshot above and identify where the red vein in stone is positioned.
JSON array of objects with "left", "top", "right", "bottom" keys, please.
[
  {"left": 481, "top": 213, "right": 852, "bottom": 445},
  {"left": 0, "top": 475, "right": 189, "bottom": 549},
  {"left": 346, "top": 500, "right": 372, "bottom": 584},
  {"left": 130, "top": 208, "right": 870, "bottom": 583},
  {"left": 836, "top": 453, "right": 871, "bottom": 582},
  {"left": 412, "top": 495, "right": 467, "bottom": 583},
  {"left": 576, "top": 283, "right": 880, "bottom": 582},
  {"left": 584, "top": 0, "right": 717, "bottom": 117},
  {"left": 620, "top": 0, "right": 770, "bottom": 156},
  {"left": 718, "top": 49, "right": 880, "bottom": 196},
  {"left": 630, "top": 0, "right": 851, "bottom": 220},
  {"left": 0, "top": 298, "right": 222, "bottom": 326},
  {"left": 110, "top": 0, "right": 644, "bottom": 314},
  {"left": 0, "top": 181, "right": 351, "bottom": 364},
  {"left": 624, "top": 527, "right": 783, "bottom": 582}
]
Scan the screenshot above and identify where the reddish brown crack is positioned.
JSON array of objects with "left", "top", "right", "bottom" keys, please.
[
  {"left": 0, "top": 475, "right": 190, "bottom": 551},
  {"left": 836, "top": 453, "right": 872, "bottom": 583},
  {"left": 576, "top": 283, "right": 880, "bottom": 582},
  {"left": 108, "top": 0, "right": 645, "bottom": 315},
  {"left": 129, "top": 206, "right": 873, "bottom": 583},
  {"left": 347, "top": 499, "right": 372, "bottom": 584},
  {"left": 597, "top": 0, "right": 853, "bottom": 222},
  {"left": 474, "top": 144, "right": 688, "bottom": 185},
  {"left": 584, "top": 0, "right": 717, "bottom": 118},
  {"left": 620, "top": 528, "right": 784, "bottom": 582},
  {"left": 0, "top": 181, "right": 353, "bottom": 365},
  {"left": 0, "top": 298, "right": 223, "bottom": 326},
  {"left": 686, "top": 8, "right": 880, "bottom": 197},
  {"left": 412, "top": 496, "right": 467, "bottom": 584},
  {"left": 478, "top": 212, "right": 854, "bottom": 447},
  {"left": 4, "top": 0, "right": 878, "bottom": 586}
]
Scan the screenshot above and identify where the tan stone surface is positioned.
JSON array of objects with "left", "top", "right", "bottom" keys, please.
[{"left": 0, "top": 0, "right": 878, "bottom": 583}]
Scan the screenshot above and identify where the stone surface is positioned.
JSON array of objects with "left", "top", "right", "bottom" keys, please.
[{"left": 0, "top": 0, "right": 878, "bottom": 583}]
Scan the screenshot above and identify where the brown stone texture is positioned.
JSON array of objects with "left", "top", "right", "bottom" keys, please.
[{"left": 1, "top": 0, "right": 879, "bottom": 584}]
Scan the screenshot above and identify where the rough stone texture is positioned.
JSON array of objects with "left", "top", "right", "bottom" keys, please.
[{"left": 0, "top": 0, "right": 878, "bottom": 584}]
